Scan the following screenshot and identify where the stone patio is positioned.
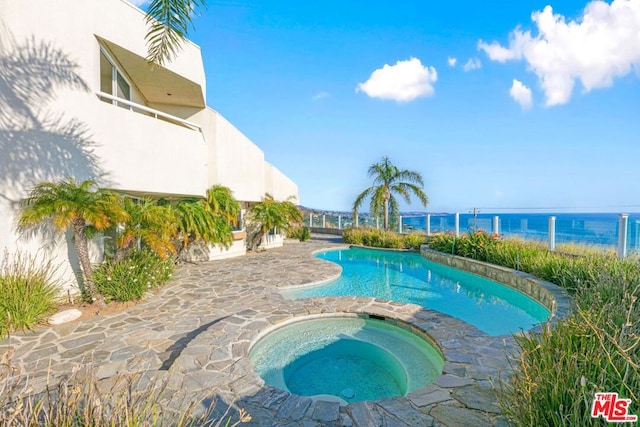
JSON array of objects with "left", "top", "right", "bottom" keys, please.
[{"left": 1, "top": 235, "right": 522, "bottom": 426}]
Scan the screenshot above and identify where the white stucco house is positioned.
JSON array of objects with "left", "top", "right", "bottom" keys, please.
[{"left": 0, "top": 0, "right": 299, "bottom": 291}]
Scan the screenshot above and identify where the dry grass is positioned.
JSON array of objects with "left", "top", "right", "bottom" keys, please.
[{"left": 0, "top": 350, "right": 251, "bottom": 426}]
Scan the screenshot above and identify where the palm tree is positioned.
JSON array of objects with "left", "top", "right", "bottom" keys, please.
[
  {"left": 172, "top": 197, "right": 218, "bottom": 250},
  {"left": 246, "top": 194, "right": 302, "bottom": 251},
  {"left": 18, "top": 178, "right": 128, "bottom": 305},
  {"left": 145, "top": 0, "right": 206, "bottom": 65},
  {"left": 204, "top": 185, "right": 241, "bottom": 247},
  {"left": 116, "top": 197, "right": 178, "bottom": 260},
  {"left": 167, "top": 185, "right": 240, "bottom": 253},
  {"left": 353, "top": 156, "right": 428, "bottom": 230}
]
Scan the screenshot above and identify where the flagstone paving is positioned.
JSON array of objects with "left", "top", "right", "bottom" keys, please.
[{"left": 1, "top": 236, "right": 518, "bottom": 426}]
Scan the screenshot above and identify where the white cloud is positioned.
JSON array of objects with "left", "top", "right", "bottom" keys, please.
[
  {"left": 509, "top": 79, "right": 533, "bottom": 109},
  {"left": 356, "top": 57, "right": 438, "bottom": 102},
  {"left": 495, "top": 190, "right": 504, "bottom": 198},
  {"left": 478, "top": 0, "right": 640, "bottom": 106},
  {"left": 447, "top": 56, "right": 457, "bottom": 67},
  {"left": 463, "top": 57, "right": 482, "bottom": 71},
  {"left": 312, "top": 91, "right": 330, "bottom": 101}
]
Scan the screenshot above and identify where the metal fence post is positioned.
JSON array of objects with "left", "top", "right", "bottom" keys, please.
[
  {"left": 376, "top": 217, "right": 379, "bottom": 229},
  {"left": 322, "top": 215, "right": 326, "bottom": 228},
  {"left": 426, "top": 214, "right": 431, "bottom": 236},
  {"left": 338, "top": 215, "right": 342, "bottom": 230},
  {"left": 618, "top": 214, "right": 629, "bottom": 259},
  {"left": 493, "top": 216, "right": 500, "bottom": 236},
  {"left": 399, "top": 216, "right": 403, "bottom": 234},
  {"left": 548, "top": 216, "right": 556, "bottom": 251},
  {"left": 454, "top": 213, "right": 460, "bottom": 237},
  {"left": 309, "top": 214, "right": 312, "bottom": 228},
  {"left": 355, "top": 215, "right": 359, "bottom": 227}
]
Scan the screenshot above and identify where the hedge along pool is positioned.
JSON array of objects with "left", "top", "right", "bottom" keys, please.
[{"left": 282, "top": 247, "right": 551, "bottom": 336}]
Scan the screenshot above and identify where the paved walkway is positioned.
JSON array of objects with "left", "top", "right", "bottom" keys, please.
[{"left": 1, "top": 236, "right": 516, "bottom": 426}]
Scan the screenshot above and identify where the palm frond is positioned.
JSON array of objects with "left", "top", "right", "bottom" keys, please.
[{"left": 144, "top": 0, "right": 206, "bottom": 66}]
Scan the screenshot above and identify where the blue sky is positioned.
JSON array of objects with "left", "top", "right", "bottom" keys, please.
[{"left": 139, "top": 0, "right": 640, "bottom": 213}]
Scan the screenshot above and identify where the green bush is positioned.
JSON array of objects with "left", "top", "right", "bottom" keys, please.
[
  {"left": 342, "top": 227, "right": 366, "bottom": 245},
  {"left": 94, "top": 250, "right": 174, "bottom": 302},
  {"left": 287, "top": 226, "right": 311, "bottom": 242},
  {"left": 401, "top": 232, "right": 428, "bottom": 250},
  {"left": 0, "top": 250, "right": 59, "bottom": 336},
  {"left": 501, "top": 271, "right": 639, "bottom": 426},
  {"left": 343, "top": 228, "right": 426, "bottom": 250}
]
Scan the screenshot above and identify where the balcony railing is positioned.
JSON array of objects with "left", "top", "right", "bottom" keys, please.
[{"left": 96, "top": 91, "right": 202, "bottom": 131}]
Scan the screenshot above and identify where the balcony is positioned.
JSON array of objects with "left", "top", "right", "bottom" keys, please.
[
  {"left": 91, "top": 95, "right": 208, "bottom": 197},
  {"left": 96, "top": 92, "right": 201, "bottom": 131}
]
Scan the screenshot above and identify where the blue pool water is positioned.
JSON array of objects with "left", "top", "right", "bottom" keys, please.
[
  {"left": 249, "top": 316, "right": 444, "bottom": 403},
  {"left": 283, "top": 248, "right": 551, "bottom": 336}
]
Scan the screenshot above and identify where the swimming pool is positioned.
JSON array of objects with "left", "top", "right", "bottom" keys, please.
[
  {"left": 249, "top": 316, "right": 444, "bottom": 403},
  {"left": 282, "top": 247, "right": 551, "bottom": 336}
]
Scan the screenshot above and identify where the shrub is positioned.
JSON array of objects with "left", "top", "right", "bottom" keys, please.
[
  {"left": 0, "top": 250, "right": 59, "bottom": 337},
  {"left": 426, "top": 232, "right": 457, "bottom": 254},
  {"left": 94, "top": 250, "right": 174, "bottom": 302},
  {"left": 343, "top": 228, "right": 427, "bottom": 250},
  {"left": 401, "top": 232, "right": 428, "bottom": 250},
  {"left": 342, "top": 227, "right": 366, "bottom": 245},
  {"left": 287, "top": 226, "right": 311, "bottom": 242},
  {"left": 500, "top": 274, "right": 639, "bottom": 426}
]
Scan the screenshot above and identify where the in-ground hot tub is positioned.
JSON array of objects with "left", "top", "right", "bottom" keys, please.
[{"left": 248, "top": 315, "right": 444, "bottom": 404}]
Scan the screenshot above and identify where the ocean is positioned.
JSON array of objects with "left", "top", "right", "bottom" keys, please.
[{"left": 400, "top": 212, "right": 640, "bottom": 251}]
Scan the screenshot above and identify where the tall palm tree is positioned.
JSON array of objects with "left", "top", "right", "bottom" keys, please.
[
  {"left": 145, "top": 0, "right": 206, "bottom": 65},
  {"left": 116, "top": 197, "right": 178, "bottom": 260},
  {"left": 353, "top": 156, "right": 428, "bottom": 230},
  {"left": 246, "top": 194, "right": 302, "bottom": 251},
  {"left": 18, "top": 178, "right": 128, "bottom": 305}
]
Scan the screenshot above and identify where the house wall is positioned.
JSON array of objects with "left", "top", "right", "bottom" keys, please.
[
  {"left": 0, "top": 0, "right": 209, "bottom": 292},
  {"left": 200, "top": 108, "right": 266, "bottom": 203},
  {"left": 208, "top": 236, "right": 247, "bottom": 260},
  {"left": 265, "top": 163, "right": 299, "bottom": 203},
  {"left": 0, "top": 0, "right": 299, "bottom": 293}
]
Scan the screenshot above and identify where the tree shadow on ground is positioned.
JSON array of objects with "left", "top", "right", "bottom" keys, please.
[{"left": 159, "top": 316, "right": 230, "bottom": 371}]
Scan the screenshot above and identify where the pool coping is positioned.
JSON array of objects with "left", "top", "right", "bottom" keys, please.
[{"left": 172, "top": 296, "right": 516, "bottom": 425}]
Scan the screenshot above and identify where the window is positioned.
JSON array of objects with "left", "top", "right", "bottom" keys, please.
[
  {"left": 99, "top": 49, "right": 131, "bottom": 109},
  {"left": 233, "top": 211, "right": 243, "bottom": 231}
]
